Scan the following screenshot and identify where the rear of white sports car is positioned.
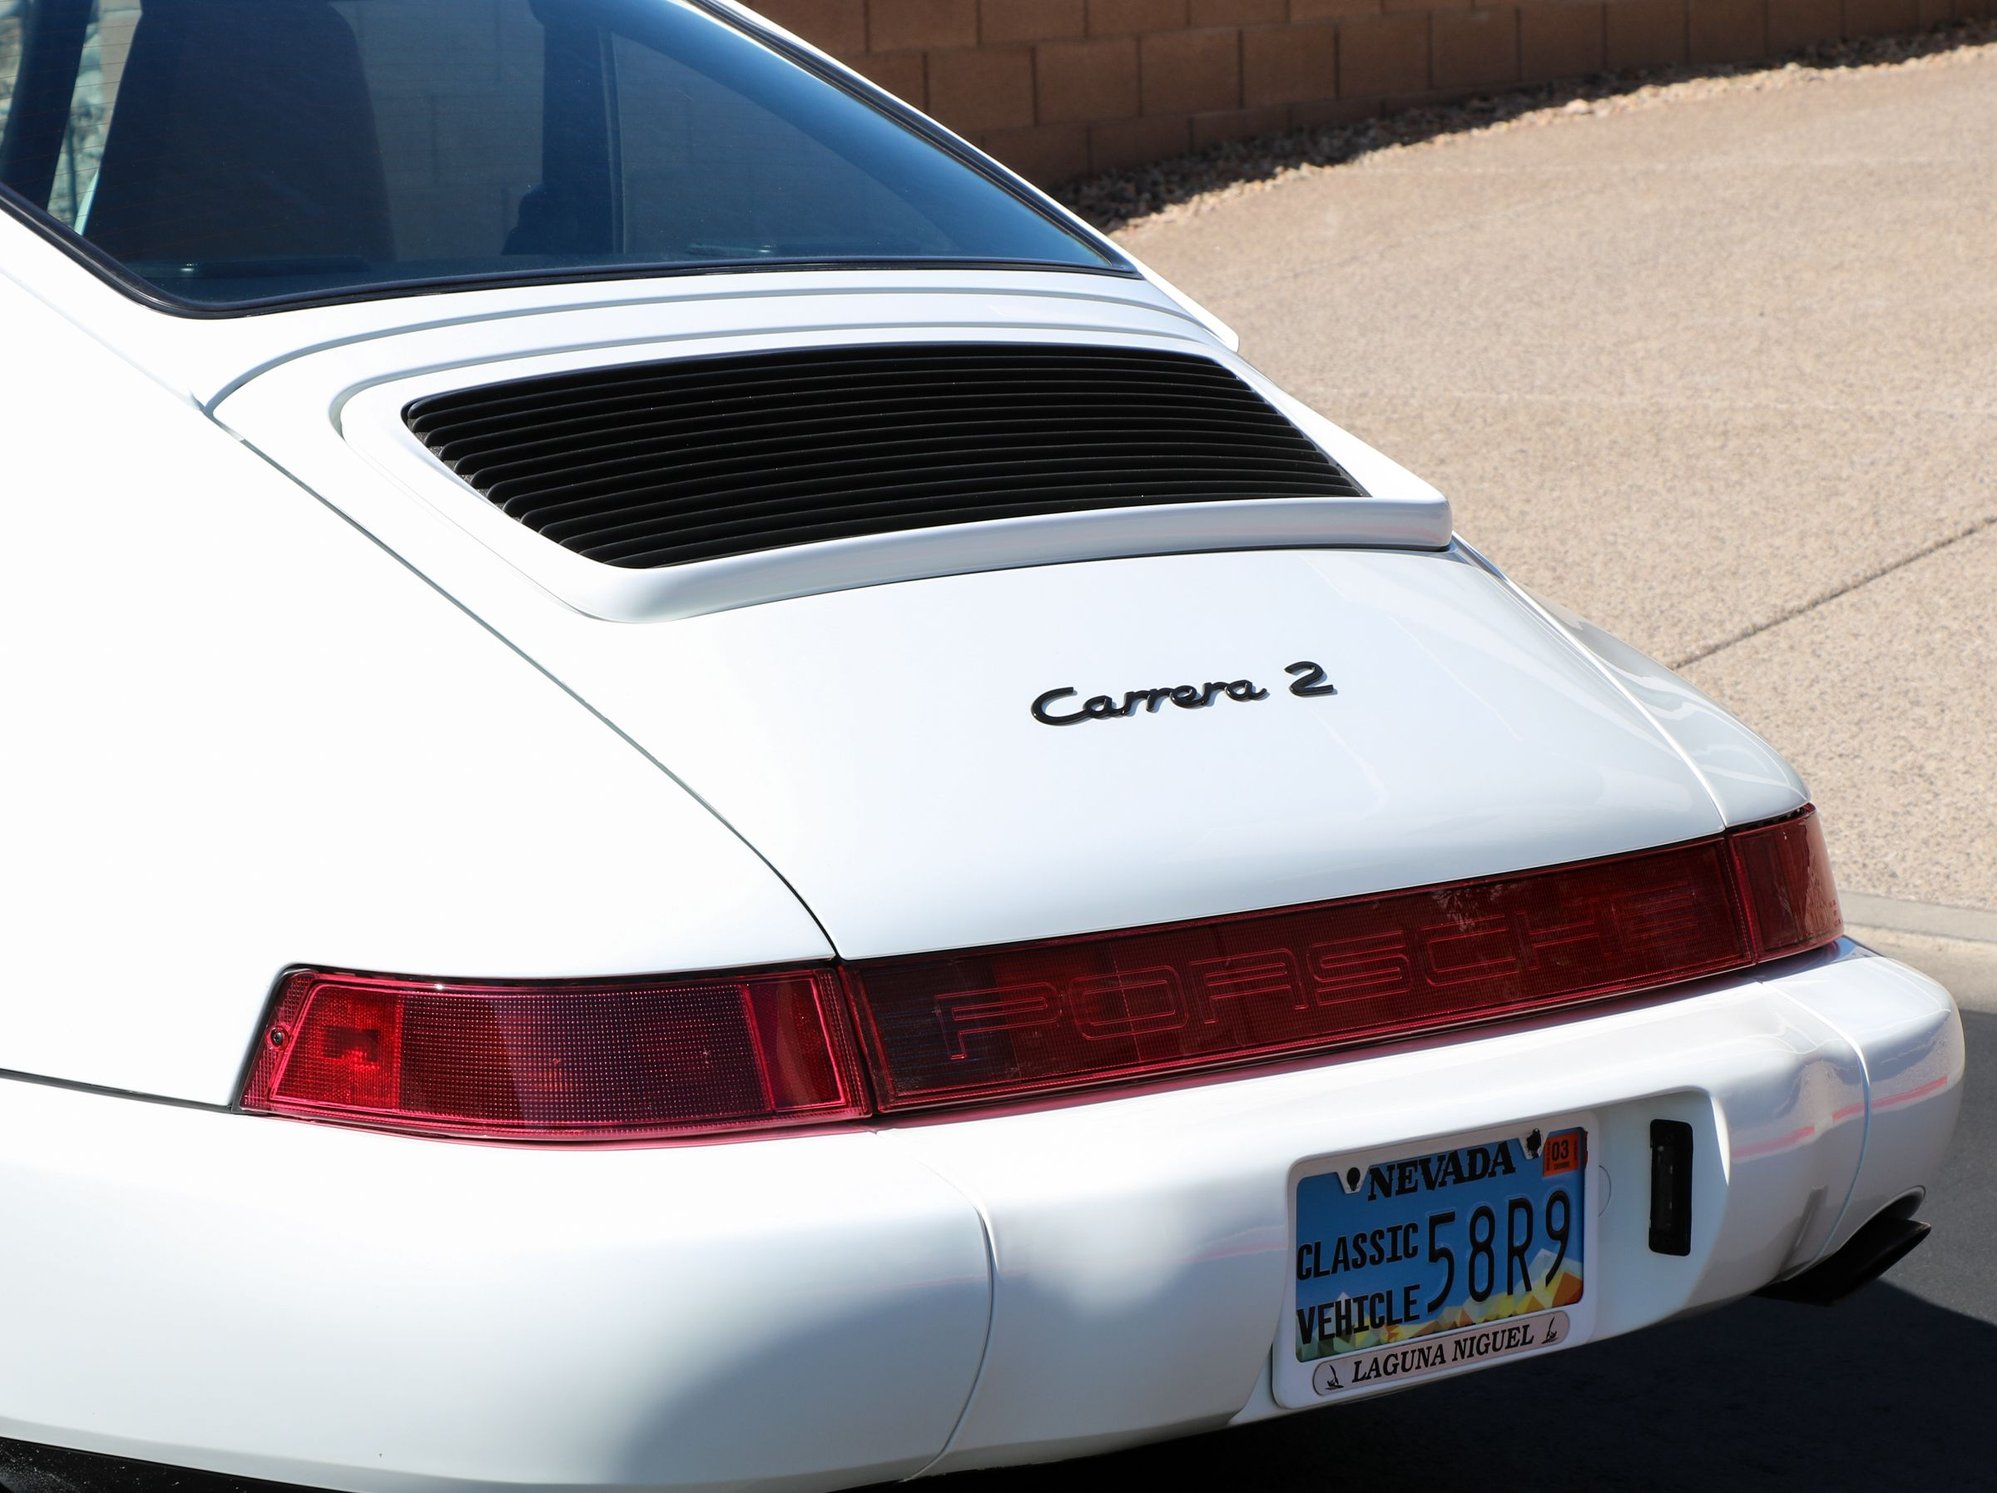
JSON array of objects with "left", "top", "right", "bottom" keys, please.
[{"left": 0, "top": 2, "right": 1963, "bottom": 1490}]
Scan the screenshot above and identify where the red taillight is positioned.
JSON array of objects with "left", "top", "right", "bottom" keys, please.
[
  {"left": 240, "top": 809, "right": 1840, "bottom": 1138},
  {"left": 240, "top": 967, "right": 869, "bottom": 1141},
  {"left": 1731, "top": 808, "right": 1843, "bottom": 959},
  {"left": 844, "top": 839, "right": 1754, "bottom": 1110},
  {"left": 845, "top": 807, "right": 1842, "bottom": 1111}
]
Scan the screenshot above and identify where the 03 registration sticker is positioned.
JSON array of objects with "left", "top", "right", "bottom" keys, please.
[{"left": 1273, "top": 1117, "right": 1598, "bottom": 1408}]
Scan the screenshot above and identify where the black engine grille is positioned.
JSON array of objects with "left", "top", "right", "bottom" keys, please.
[{"left": 404, "top": 343, "right": 1365, "bottom": 570}]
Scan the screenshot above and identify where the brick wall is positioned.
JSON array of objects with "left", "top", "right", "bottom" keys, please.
[{"left": 749, "top": 1, "right": 1990, "bottom": 184}]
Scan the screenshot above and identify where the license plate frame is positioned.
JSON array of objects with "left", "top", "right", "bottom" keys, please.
[{"left": 1274, "top": 1115, "right": 1598, "bottom": 1408}]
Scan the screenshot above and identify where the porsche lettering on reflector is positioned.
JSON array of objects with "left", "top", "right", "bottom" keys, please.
[{"left": 846, "top": 841, "right": 1754, "bottom": 1111}]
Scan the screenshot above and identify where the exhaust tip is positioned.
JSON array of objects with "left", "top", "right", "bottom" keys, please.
[{"left": 1757, "top": 1206, "right": 1931, "bottom": 1308}]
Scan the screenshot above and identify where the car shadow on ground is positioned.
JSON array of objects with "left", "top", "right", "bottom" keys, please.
[
  {"left": 9, "top": 1266, "right": 1977, "bottom": 1493},
  {"left": 948, "top": 1284, "right": 1988, "bottom": 1493}
]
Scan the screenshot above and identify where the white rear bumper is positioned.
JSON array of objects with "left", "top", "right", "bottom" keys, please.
[{"left": 0, "top": 941, "right": 1961, "bottom": 1491}]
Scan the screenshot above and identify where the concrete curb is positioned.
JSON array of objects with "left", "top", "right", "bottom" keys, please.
[
  {"left": 1843, "top": 893, "right": 1997, "bottom": 946},
  {"left": 1843, "top": 894, "right": 1997, "bottom": 1014}
]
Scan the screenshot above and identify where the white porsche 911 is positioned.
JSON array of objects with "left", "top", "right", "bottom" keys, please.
[{"left": 0, "top": 1, "right": 1964, "bottom": 1489}]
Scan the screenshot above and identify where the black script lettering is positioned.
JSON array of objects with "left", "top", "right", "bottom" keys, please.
[
  {"left": 1030, "top": 687, "right": 1087, "bottom": 726},
  {"left": 1285, "top": 660, "right": 1338, "bottom": 697},
  {"left": 1031, "top": 667, "right": 1309, "bottom": 725}
]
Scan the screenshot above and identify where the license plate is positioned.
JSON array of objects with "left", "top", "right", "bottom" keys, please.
[{"left": 1274, "top": 1121, "right": 1592, "bottom": 1406}]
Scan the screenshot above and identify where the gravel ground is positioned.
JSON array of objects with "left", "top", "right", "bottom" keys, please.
[{"left": 1059, "top": 19, "right": 1997, "bottom": 236}]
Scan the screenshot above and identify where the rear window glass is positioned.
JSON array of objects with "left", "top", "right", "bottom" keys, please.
[{"left": 0, "top": 0, "right": 1118, "bottom": 309}]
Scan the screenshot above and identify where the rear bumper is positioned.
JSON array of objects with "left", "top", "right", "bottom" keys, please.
[{"left": 0, "top": 940, "right": 1961, "bottom": 1492}]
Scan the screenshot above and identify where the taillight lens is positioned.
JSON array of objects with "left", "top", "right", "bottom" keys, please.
[
  {"left": 240, "top": 809, "right": 1839, "bottom": 1138},
  {"left": 240, "top": 967, "right": 868, "bottom": 1141},
  {"left": 844, "top": 838, "right": 1754, "bottom": 1111},
  {"left": 843, "top": 807, "right": 1840, "bottom": 1111},
  {"left": 1731, "top": 808, "right": 1843, "bottom": 959}
]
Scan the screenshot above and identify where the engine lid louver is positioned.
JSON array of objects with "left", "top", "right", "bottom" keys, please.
[{"left": 403, "top": 343, "right": 1365, "bottom": 571}]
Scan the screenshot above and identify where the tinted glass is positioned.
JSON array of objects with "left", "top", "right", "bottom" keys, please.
[{"left": 0, "top": 0, "right": 1115, "bottom": 308}]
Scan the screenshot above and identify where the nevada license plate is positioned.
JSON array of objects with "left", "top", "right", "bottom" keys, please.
[{"left": 1274, "top": 1120, "right": 1593, "bottom": 1407}]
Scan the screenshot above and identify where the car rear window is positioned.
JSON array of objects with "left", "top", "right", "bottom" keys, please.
[{"left": 0, "top": 0, "right": 1119, "bottom": 310}]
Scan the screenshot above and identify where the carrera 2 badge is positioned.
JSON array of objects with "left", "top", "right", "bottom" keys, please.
[{"left": 1032, "top": 660, "right": 1337, "bottom": 727}]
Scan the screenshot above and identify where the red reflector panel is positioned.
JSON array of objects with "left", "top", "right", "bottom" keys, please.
[
  {"left": 241, "top": 968, "right": 869, "bottom": 1141},
  {"left": 846, "top": 840, "right": 1753, "bottom": 1111},
  {"left": 1731, "top": 808, "right": 1842, "bottom": 960}
]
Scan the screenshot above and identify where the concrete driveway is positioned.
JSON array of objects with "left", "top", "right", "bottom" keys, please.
[{"left": 1118, "top": 41, "right": 1996, "bottom": 925}]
